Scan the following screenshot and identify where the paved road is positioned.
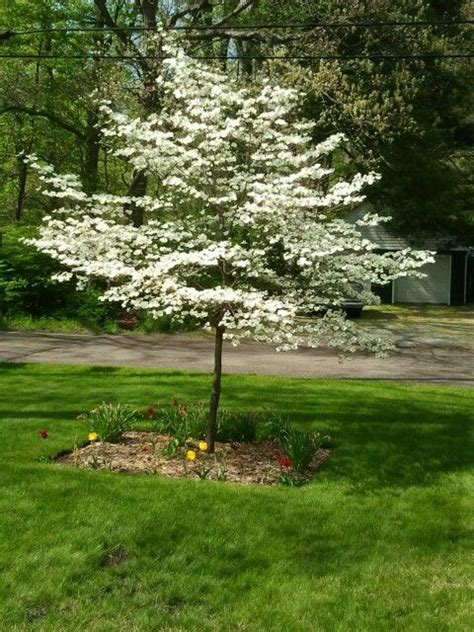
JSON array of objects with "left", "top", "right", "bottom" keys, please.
[{"left": 0, "top": 330, "right": 472, "bottom": 385}]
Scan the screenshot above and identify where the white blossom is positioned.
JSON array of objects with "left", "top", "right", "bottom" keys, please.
[{"left": 26, "top": 33, "right": 433, "bottom": 356}]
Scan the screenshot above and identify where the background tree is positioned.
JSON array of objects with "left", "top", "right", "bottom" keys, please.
[
  {"left": 1, "top": 0, "right": 471, "bottom": 235},
  {"left": 0, "top": 0, "right": 131, "bottom": 223},
  {"left": 28, "top": 39, "right": 432, "bottom": 450},
  {"left": 231, "top": 0, "right": 474, "bottom": 237}
]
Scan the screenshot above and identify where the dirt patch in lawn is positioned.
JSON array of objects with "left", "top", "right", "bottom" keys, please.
[{"left": 55, "top": 431, "right": 330, "bottom": 486}]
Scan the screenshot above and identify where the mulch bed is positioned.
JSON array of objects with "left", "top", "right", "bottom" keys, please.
[{"left": 55, "top": 431, "right": 330, "bottom": 486}]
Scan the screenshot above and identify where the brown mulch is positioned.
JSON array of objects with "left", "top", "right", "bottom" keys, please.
[{"left": 55, "top": 431, "right": 330, "bottom": 486}]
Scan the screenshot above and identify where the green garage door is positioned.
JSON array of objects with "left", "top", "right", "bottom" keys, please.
[{"left": 393, "top": 254, "right": 451, "bottom": 304}]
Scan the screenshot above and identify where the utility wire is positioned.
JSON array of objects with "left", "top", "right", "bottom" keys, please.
[
  {"left": 0, "top": 53, "right": 472, "bottom": 62},
  {"left": 2, "top": 19, "right": 474, "bottom": 36}
]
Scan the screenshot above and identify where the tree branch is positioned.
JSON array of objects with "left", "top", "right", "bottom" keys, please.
[
  {"left": 187, "top": 28, "right": 291, "bottom": 43},
  {"left": 94, "top": 0, "right": 149, "bottom": 71},
  {"left": 213, "top": 0, "right": 254, "bottom": 28},
  {"left": 0, "top": 106, "right": 86, "bottom": 139},
  {"left": 94, "top": 0, "right": 132, "bottom": 47},
  {"left": 168, "top": 1, "right": 211, "bottom": 27}
]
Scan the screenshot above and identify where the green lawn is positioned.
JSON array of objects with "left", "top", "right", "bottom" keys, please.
[
  {"left": 0, "top": 364, "right": 472, "bottom": 631},
  {"left": 0, "top": 315, "right": 201, "bottom": 336},
  {"left": 4, "top": 304, "right": 473, "bottom": 335},
  {"left": 0, "top": 315, "right": 100, "bottom": 334},
  {"left": 362, "top": 304, "right": 474, "bottom": 325}
]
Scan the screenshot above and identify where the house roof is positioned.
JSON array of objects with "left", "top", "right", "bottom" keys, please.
[{"left": 345, "top": 206, "right": 471, "bottom": 252}]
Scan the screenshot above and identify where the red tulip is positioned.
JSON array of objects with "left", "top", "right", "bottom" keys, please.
[
  {"left": 39, "top": 429, "right": 48, "bottom": 439},
  {"left": 280, "top": 457, "right": 293, "bottom": 468},
  {"left": 145, "top": 405, "right": 156, "bottom": 420}
]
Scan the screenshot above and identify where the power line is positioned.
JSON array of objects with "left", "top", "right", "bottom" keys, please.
[
  {"left": 3, "top": 19, "right": 474, "bottom": 36},
  {"left": 0, "top": 53, "right": 474, "bottom": 63},
  {"left": 0, "top": 53, "right": 471, "bottom": 62}
]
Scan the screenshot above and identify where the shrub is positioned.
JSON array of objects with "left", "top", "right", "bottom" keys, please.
[
  {"left": 0, "top": 225, "right": 65, "bottom": 316},
  {"left": 71, "top": 286, "right": 117, "bottom": 331},
  {"left": 83, "top": 402, "right": 138, "bottom": 443},
  {"left": 140, "top": 314, "right": 198, "bottom": 334},
  {"left": 0, "top": 225, "right": 117, "bottom": 328}
]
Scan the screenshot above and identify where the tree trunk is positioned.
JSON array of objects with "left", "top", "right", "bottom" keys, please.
[
  {"left": 15, "top": 154, "right": 28, "bottom": 222},
  {"left": 83, "top": 7, "right": 105, "bottom": 195},
  {"left": 125, "top": 170, "right": 148, "bottom": 227},
  {"left": 84, "top": 108, "right": 101, "bottom": 195},
  {"left": 94, "top": 0, "right": 158, "bottom": 226},
  {"left": 208, "top": 325, "right": 224, "bottom": 453}
]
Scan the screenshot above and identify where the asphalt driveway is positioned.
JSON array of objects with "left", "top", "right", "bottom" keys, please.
[{"left": 0, "top": 328, "right": 472, "bottom": 385}]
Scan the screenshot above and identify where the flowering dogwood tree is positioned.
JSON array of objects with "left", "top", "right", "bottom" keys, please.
[{"left": 27, "top": 36, "right": 432, "bottom": 451}]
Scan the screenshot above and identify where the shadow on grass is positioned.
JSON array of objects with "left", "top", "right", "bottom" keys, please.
[
  {"left": 240, "top": 382, "right": 473, "bottom": 490},
  {"left": 1, "top": 363, "right": 472, "bottom": 493},
  {"left": 0, "top": 362, "right": 192, "bottom": 377}
]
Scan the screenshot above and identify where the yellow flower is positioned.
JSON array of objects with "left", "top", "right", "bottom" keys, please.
[
  {"left": 186, "top": 450, "right": 196, "bottom": 461},
  {"left": 198, "top": 441, "right": 208, "bottom": 452},
  {"left": 88, "top": 431, "right": 99, "bottom": 442}
]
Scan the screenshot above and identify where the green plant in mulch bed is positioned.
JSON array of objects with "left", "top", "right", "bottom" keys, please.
[
  {"left": 145, "top": 402, "right": 328, "bottom": 485},
  {"left": 146, "top": 399, "right": 261, "bottom": 456},
  {"left": 80, "top": 402, "right": 139, "bottom": 443},
  {"left": 146, "top": 400, "right": 207, "bottom": 457},
  {"left": 280, "top": 427, "right": 328, "bottom": 474},
  {"left": 266, "top": 415, "right": 330, "bottom": 485},
  {"left": 74, "top": 400, "right": 329, "bottom": 486},
  {"left": 215, "top": 409, "right": 260, "bottom": 443}
]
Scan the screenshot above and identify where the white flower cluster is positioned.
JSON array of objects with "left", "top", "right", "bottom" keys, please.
[{"left": 27, "top": 33, "right": 433, "bottom": 355}]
